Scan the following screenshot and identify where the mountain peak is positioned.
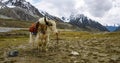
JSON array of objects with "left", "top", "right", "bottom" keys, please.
[
  {"left": 0, "top": 1, "right": 7, "bottom": 9},
  {"left": 0, "top": 0, "right": 43, "bottom": 21},
  {"left": 3, "top": 0, "right": 42, "bottom": 17},
  {"left": 5, "top": 0, "right": 29, "bottom": 8},
  {"left": 69, "top": 14, "right": 109, "bottom": 31}
]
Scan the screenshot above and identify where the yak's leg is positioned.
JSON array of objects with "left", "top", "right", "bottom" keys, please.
[
  {"left": 35, "top": 32, "right": 41, "bottom": 49},
  {"left": 46, "top": 33, "right": 50, "bottom": 46},
  {"left": 38, "top": 34, "right": 44, "bottom": 51},
  {"left": 29, "top": 32, "right": 32, "bottom": 44},
  {"left": 56, "top": 32, "right": 59, "bottom": 44},
  {"left": 45, "top": 34, "right": 50, "bottom": 51},
  {"left": 39, "top": 35, "right": 44, "bottom": 51},
  {"left": 41, "top": 34, "right": 48, "bottom": 52},
  {"left": 29, "top": 32, "right": 34, "bottom": 47}
]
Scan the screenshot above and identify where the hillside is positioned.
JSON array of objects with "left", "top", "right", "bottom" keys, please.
[
  {"left": 0, "top": 18, "right": 33, "bottom": 28},
  {"left": 0, "top": 0, "right": 81, "bottom": 31},
  {"left": 0, "top": 0, "right": 110, "bottom": 32},
  {"left": 0, "top": 0, "right": 43, "bottom": 21},
  {"left": 0, "top": 7, "right": 39, "bottom": 21},
  {"left": 115, "top": 26, "right": 120, "bottom": 31},
  {"left": 105, "top": 26, "right": 117, "bottom": 32}
]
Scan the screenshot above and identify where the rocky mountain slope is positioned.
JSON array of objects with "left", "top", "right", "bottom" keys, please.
[
  {"left": 69, "top": 14, "right": 109, "bottom": 32},
  {"left": 4, "top": 0, "right": 43, "bottom": 17},
  {"left": 0, "top": 0, "right": 109, "bottom": 32},
  {"left": 40, "top": 12, "right": 80, "bottom": 30},
  {"left": 0, "top": 0, "right": 43, "bottom": 21}
]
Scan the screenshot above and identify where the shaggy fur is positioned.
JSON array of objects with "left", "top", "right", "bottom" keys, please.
[{"left": 29, "top": 17, "right": 58, "bottom": 50}]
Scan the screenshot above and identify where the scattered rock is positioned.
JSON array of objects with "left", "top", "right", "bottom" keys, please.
[
  {"left": 74, "top": 60, "right": 80, "bottom": 63},
  {"left": 70, "top": 51, "right": 79, "bottom": 56},
  {"left": 110, "top": 55, "right": 120, "bottom": 61},
  {"left": 8, "top": 50, "right": 19, "bottom": 57}
]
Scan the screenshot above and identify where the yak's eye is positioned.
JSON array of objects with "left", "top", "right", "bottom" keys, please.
[{"left": 47, "top": 18, "right": 49, "bottom": 19}]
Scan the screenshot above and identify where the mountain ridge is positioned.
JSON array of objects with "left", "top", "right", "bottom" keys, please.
[
  {"left": 0, "top": 0, "right": 109, "bottom": 32},
  {"left": 69, "top": 14, "right": 109, "bottom": 32},
  {"left": 115, "top": 26, "right": 120, "bottom": 31},
  {"left": 0, "top": 0, "right": 43, "bottom": 21},
  {"left": 105, "top": 26, "right": 118, "bottom": 32}
]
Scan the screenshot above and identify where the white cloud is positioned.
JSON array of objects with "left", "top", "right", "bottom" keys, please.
[
  {"left": 35, "top": 1, "right": 60, "bottom": 17},
  {"left": 99, "top": 0, "right": 120, "bottom": 26},
  {"left": 31, "top": 0, "right": 76, "bottom": 18},
  {"left": 26, "top": 0, "right": 120, "bottom": 26},
  {"left": 84, "top": 0, "right": 113, "bottom": 17},
  {"left": 102, "top": 7, "right": 120, "bottom": 26}
]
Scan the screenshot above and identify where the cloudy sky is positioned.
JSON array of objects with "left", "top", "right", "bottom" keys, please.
[{"left": 26, "top": 0, "right": 120, "bottom": 26}]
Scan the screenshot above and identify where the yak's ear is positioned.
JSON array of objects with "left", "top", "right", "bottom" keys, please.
[{"left": 44, "top": 16, "right": 53, "bottom": 26}]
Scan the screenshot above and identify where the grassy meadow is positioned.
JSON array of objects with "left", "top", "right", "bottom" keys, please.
[
  {"left": 0, "top": 18, "right": 119, "bottom": 63},
  {"left": 0, "top": 18, "right": 33, "bottom": 28},
  {"left": 0, "top": 29, "right": 120, "bottom": 63}
]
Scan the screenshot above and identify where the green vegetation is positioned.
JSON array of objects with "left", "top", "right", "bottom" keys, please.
[
  {"left": 0, "top": 18, "right": 34, "bottom": 28},
  {"left": 0, "top": 30, "right": 120, "bottom": 63}
]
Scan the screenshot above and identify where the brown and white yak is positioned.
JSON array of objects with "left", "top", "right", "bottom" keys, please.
[{"left": 29, "top": 16, "right": 58, "bottom": 51}]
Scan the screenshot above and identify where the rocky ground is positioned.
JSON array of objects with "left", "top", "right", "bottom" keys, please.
[{"left": 0, "top": 30, "right": 120, "bottom": 63}]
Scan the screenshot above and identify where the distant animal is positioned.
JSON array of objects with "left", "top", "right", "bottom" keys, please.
[{"left": 29, "top": 16, "right": 58, "bottom": 51}]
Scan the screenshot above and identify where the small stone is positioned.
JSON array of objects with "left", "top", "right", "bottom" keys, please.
[
  {"left": 74, "top": 60, "right": 80, "bottom": 63},
  {"left": 8, "top": 50, "right": 19, "bottom": 57},
  {"left": 70, "top": 51, "right": 79, "bottom": 56}
]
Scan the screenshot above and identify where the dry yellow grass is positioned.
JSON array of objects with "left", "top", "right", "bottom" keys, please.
[{"left": 0, "top": 30, "right": 120, "bottom": 63}]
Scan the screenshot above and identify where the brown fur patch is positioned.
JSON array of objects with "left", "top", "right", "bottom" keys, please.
[{"left": 39, "top": 24, "right": 47, "bottom": 34}]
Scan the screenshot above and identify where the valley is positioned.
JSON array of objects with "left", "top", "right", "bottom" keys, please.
[
  {"left": 0, "top": 29, "right": 120, "bottom": 63},
  {"left": 0, "top": 0, "right": 120, "bottom": 63}
]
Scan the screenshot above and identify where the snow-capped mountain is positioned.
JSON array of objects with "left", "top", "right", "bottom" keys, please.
[
  {"left": 0, "top": 0, "right": 76, "bottom": 29},
  {"left": 0, "top": 0, "right": 43, "bottom": 21},
  {"left": 0, "top": 0, "right": 64, "bottom": 22},
  {"left": 69, "top": 14, "right": 109, "bottom": 31},
  {"left": 0, "top": 1, "right": 7, "bottom": 9},
  {"left": 4, "top": 0, "right": 42, "bottom": 17},
  {"left": 0, "top": 0, "right": 109, "bottom": 31}
]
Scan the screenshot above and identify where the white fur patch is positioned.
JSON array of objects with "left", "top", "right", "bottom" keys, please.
[{"left": 38, "top": 17, "right": 46, "bottom": 24}]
